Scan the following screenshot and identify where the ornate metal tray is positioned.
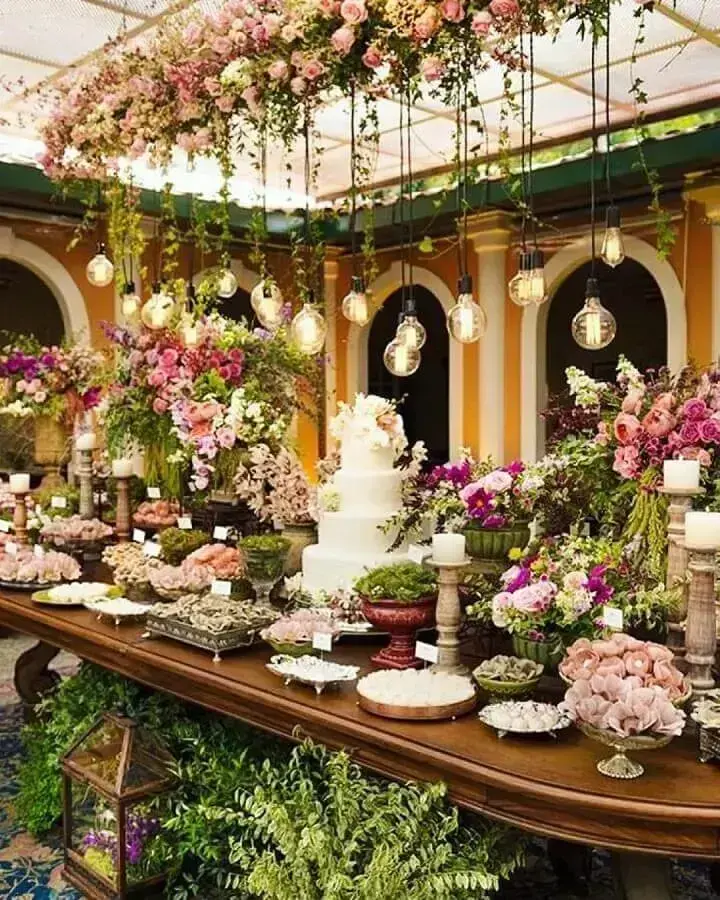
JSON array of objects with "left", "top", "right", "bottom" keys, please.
[
  {"left": 145, "top": 612, "right": 271, "bottom": 662},
  {"left": 0, "top": 579, "right": 57, "bottom": 593}
]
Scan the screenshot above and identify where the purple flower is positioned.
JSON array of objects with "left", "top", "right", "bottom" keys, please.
[
  {"left": 683, "top": 398, "right": 709, "bottom": 421},
  {"left": 504, "top": 460, "right": 525, "bottom": 476},
  {"left": 482, "top": 513, "right": 507, "bottom": 528},
  {"left": 504, "top": 564, "right": 532, "bottom": 592},
  {"left": 428, "top": 458, "right": 472, "bottom": 488}
]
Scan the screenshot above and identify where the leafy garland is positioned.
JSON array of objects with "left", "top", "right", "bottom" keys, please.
[{"left": 18, "top": 665, "right": 527, "bottom": 898}]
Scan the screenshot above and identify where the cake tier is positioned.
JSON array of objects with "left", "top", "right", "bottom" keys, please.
[
  {"left": 318, "top": 510, "right": 399, "bottom": 555},
  {"left": 302, "top": 543, "right": 408, "bottom": 595},
  {"left": 340, "top": 434, "right": 395, "bottom": 472},
  {"left": 333, "top": 469, "right": 402, "bottom": 515}
]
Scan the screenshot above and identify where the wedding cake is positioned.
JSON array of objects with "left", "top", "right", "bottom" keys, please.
[{"left": 302, "top": 394, "right": 407, "bottom": 594}]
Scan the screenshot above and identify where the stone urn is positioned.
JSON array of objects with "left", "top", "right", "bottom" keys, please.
[
  {"left": 463, "top": 520, "right": 531, "bottom": 563},
  {"left": 34, "top": 414, "right": 69, "bottom": 489},
  {"left": 360, "top": 595, "right": 437, "bottom": 670},
  {"left": 281, "top": 522, "right": 317, "bottom": 575}
]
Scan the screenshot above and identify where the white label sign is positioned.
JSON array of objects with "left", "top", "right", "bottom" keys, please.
[
  {"left": 312, "top": 631, "right": 333, "bottom": 653},
  {"left": 133, "top": 528, "right": 146, "bottom": 544},
  {"left": 408, "top": 543, "right": 430, "bottom": 565},
  {"left": 5, "top": 541, "right": 17, "bottom": 557},
  {"left": 211, "top": 579, "right": 232, "bottom": 597},
  {"left": 213, "top": 526, "right": 230, "bottom": 541},
  {"left": 33, "top": 544, "right": 45, "bottom": 559},
  {"left": 602, "top": 606, "right": 624, "bottom": 631},
  {"left": 177, "top": 516, "right": 193, "bottom": 531},
  {"left": 143, "top": 541, "right": 161, "bottom": 558},
  {"left": 147, "top": 486, "right": 161, "bottom": 500},
  {"left": 415, "top": 640, "right": 439, "bottom": 664},
  {"left": 0, "top": 520, "right": 10, "bottom": 533},
  {"left": 51, "top": 495, "right": 68, "bottom": 509}
]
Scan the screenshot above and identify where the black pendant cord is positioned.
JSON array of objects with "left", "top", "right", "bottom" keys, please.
[
  {"left": 604, "top": 0, "right": 614, "bottom": 204},
  {"left": 349, "top": 81, "right": 358, "bottom": 279},
  {"left": 519, "top": 25, "right": 528, "bottom": 252},
  {"left": 590, "top": 33, "right": 598, "bottom": 276},
  {"left": 455, "top": 83, "right": 464, "bottom": 277},
  {"left": 463, "top": 65, "right": 470, "bottom": 277},
  {"left": 398, "top": 81, "right": 406, "bottom": 303},
  {"left": 406, "top": 82, "right": 414, "bottom": 311},
  {"left": 303, "top": 101, "right": 312, "bottom": 299},
  {"left": 261, "top": 122, "right": 268, "bottom": 279},
  {"left": 528, "top": 24, "right": 537, "bottom": 248}
]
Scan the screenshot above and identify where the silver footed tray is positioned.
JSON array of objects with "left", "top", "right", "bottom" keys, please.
[
  {"left": 267, "top": 654, "right": 360, "bottom": 695},
  {"left": 478, "top": 700, "right": 572, "bottom": 739}
]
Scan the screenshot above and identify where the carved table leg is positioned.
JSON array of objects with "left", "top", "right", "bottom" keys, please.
[
  {"left": 14, "top": 641, "right": 61, "bottom": 719},
  {"left": 611, "top": 853, "right": 674, "bottom": 900},
  {"left": 547, "top": 839, "right": 591, "bottom": 895}
]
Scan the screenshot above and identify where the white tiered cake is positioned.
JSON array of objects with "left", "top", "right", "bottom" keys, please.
[{"left": 302, "top": 395, "right": 407, "bottom": 594}]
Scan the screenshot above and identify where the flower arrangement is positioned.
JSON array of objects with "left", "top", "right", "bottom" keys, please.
[
  {"left": 559, "top": 635, "right": 686, "bottom": 738},
  {"left": 491, "top": 536, "right": 617, "bottom": 644},
  {"left": 0, "top": 548, "right": 81, "bottom": 584},
  {"left": 354, "top": 561, "right": 436, "bottom": 604},
  {"left": 83, "top": 810, "right": 161, "bottom": 879},
  {"left": 234, "top": 443, "right": 317, "bottom": 525},
  {"left": 0, "top": 337, "right": 105, "bottom": 424},
  {"left": 261, "top": 608, "right": 339, "bottom": 645},
  {"left": 157, "top": 527, "right": 211, "bottom": 566},
  {"left": 330, "top": 394, "right": 407, "bottom": 460},
  {"left": 102, "top": 313, "right": 315, "bottom": 495}
]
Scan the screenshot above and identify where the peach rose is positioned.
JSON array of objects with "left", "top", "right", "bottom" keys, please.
[
  {"left": 621, "top": 387, "right": 645, "bottom": 415},
  {"left": 613, "top": 413, "right": 642, "bottom": 445},
  {"left": 642, "top": 406, "right": 676, "bottom": 438},
  {"left": 413, "top": 6, "right": 441, "bottom": 40},
  {"left": 624, "top": 649, "right": 652, "bottom": 677},
  {"left": 330, "top": 26, "right": 355, "bottom": 56}
]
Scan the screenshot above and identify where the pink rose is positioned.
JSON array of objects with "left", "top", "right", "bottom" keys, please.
[
  {"left": 420, "top": 55, "right": 445, "bottom": 81},
  {"left": 440, "top": 0, "right": 465, "bottom": 22},
  {"left": 241, "top": 86, "right": 261, "bottom": 114},
  {"left": 268, "top": 59, "right": 290, "bottom": 80},
  {"left": 362, "top": 44, "right": 384, "bottom": 68},
  {"left": 330, "top": 26, "right": 355, "bottom": 56},
  {"left": 290, "top": 76, "right": 307, "bottom": 95},
  {"left": 621, "top": 387, "right": 645, "bottom": 415},
  {"left": 624, "top": 649, "right": 652, "bottom": 677},
  {"left": 679, "top": 421, "right": 700, "bottom": 445},
  {"left": 317, "top": 0, "right": 341, "bottom": 16},
  {"left": 216, "top": 95, "right": 235, "bottom": 113},
  {"left": 471, "top": 10, "right": 493, "bottom": 35},
  {"left": 204, "top": 76, "right": 222, "bottom": 96},
  {"left": 212, "top": 35, "right": 233, "bottom": 56},
  {"left": 413, "top": 6, "right": 441, "bottom": 40},
  {"left": 160, "top": 348, "right": 178, "bottom": 369},
  {"left": 183, "top": 23, "right": 203, "bottom": 46},
  {"left": 613, "top": 413, "right": 642, "bottom": 445},
  {"left": 340, "top": 0, "right": 368, "bottom": 24},
  {"left": 215, "top": 426, "right": 237, "bottom": 450},
  {"left": 642, "top": 406, "right": 676, "bottom": 438},
  {"left": 654, "top": 392, "right": 675, "bottom": 411},
  {"left": 153, "top": 398, "right": 168, "bottom": 414},
  {"left": 683, "top": 397, "right": 708, "bottom": 421},
  {"left": 680, "top": 446, "right": 712, "bottom": 466},
  {"left": 302, "top": 58, "right": 326, "bottom": 81},
  {"left": 148, "top": 370, "right": 167, "bottom": 388},
  {"left": 489, "top": 0, "right": 519, "bottom": 16},
  {"left": 699, "top": 417, "right": 720, "bottom": 443}
]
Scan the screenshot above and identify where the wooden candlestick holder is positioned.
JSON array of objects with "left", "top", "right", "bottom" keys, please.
[
  {"left": 427, "top": 557, "right": 469, "bottom": 676},
  {"left": 12, "top": 492, "right": 29, "bottom": 546},
  {"left": 77, "top": 448, "right": 94, "bottom": 520},
  {"left": 686, "top": 547, "right": 718, "bottom": 699},
  {"left": 659, "top": 486, "right": 700, "bottom": 658},
  {"left": 115, "top": 476, "right": 131, "bottom": 543}
]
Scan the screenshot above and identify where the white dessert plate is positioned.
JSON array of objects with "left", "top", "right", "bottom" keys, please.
[
  {"left": 267, "top": 654, "right": 360, "bottom": 695},
  {"left": 84, "top": 596, "right": 151, "bottom": 622},
  {"left": 33, "top": 583, "right": 119, "bottom": 606},
  {"left": 478, "top": 700, "right": 572, "bottom": 738}
]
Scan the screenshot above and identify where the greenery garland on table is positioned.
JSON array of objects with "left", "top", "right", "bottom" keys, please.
[{"left": 18, "top": 664, "right": 526, "bottom": 898}]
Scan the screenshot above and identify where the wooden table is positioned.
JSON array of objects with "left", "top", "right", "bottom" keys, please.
[{"left": 1, "top": 588, "right": 719, "bottom": 899}]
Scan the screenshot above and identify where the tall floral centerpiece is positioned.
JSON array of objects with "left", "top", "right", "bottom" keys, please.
[
  {"left": 102, "top": 313, "right": 317, "bottom": 499},
  {"left": 0, "top": 338, "right": 106, "bottom": 487}
]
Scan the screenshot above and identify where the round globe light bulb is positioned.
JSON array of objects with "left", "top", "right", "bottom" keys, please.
[
  {"left": 250, "top": 279, "right": 284, "bottom": 329},
  {"left": 527, "top": 249, "right": 548, "bottom": 306},
  {"left": 180, "top": 315, "right": 199, "bottom": 348},
  {"left": 141, "top": 285, "right": 176, "bottom": 330},
  {"left": 571, "top": 278, "right": 616, "bottom": 350},
  {"left": 601, "top": 207, "right": 625, "bottom": 269},
  {"left": 383, "top": 338, "right": 421, "bottom": 377},
  {"left": 447, "top": 293, "right": 487, "bottom": 343},
  {"left": 86, "top": 243, "right": 114, "bottom": 287},
  {"left": 290, "top": 302, "right": 327, "bottom": 355},
  {"left": 341, "top": 277, "right": 370, "bottom": 325},
  {"left": 396, "top": 314, "right": 426, "bottom": 350},
  {"left": 217, "top": 268, "right": 238, "bottom": 298},
  {"left": 508, "top": 251, "right": 533, "bottom": 307},
  {"left": 121, "top": 285, "right": 141, "bottom": 320}
]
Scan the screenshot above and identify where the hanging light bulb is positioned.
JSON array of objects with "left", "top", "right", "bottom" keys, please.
[
  {"left": 341, "top": 275, "right": 370, "bottom": 326},
  {"left": 290, "top": 300, "right": 327, "bottom": 355},
  {"left": 250, "top": 279, "right": 284, "bottom": 329},
  {"left": 601, "top": 205, "right": 626, "bottom": 268},
  {"left": 141, "top": 282, "right": 176, "bottom": 330},
  {"left": 395, "top": 296, "right": 426, "bottom": 350},
  {"left": 86, "top": 242, "right": 114, "bottom": 287},
  {"left": 508, "top": 252, "right": 534, "bottom": 307},
  {"left": 384, "top": 338, "right": 421, "bottom": 377},
  {"left": 121, "top": 282, "right": 141, "bottom": 320},
  {"left": 447, "top": 274, "right": 487, "bottom": 343},
  {"left": 217, "top": 267, "right": 238, "bottom": 298},
  {"left": 527, "top": 248, "right": 548, "bottom": 306},
  {"left": 180, "top": 315, "right": 199, "bottom": 348},
  {"left": 571, "top": 277, "right": 616, "bottom": 350}
]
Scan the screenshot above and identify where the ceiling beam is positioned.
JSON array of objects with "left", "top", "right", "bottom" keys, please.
[
  {"left": 80, "top": 0, "right": 148, "bottom": 19},
  {"left": 653, "top": 3, "right": 720, "bottom": 48},
  {"left": 0, "top": 49, "right": 60, "bottom": 69}
]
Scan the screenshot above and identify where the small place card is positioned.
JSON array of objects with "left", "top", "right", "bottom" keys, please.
[
  {"left": 33, "top": 544, "right": 45, "bottom": 559},
  {"left": 312, "top": 631, "right": 333, "bottom": 653},
  {"left": 133, "top": 528, "right": 146, "bottom": 544},
  {"left": 211, "top": 579, "right": 232, "bottom": 597},
  {"left": 51, "top": 495, "right": 67, "bottom": 509},
  {"left": 5, "top": 541, "right": 18, "bottom": 557},
  {"left": 0, "top": 520, "right": 10, "bottom": 533},
  {"left": 147, "top": 486, "right": 161, "bottom": 500},
  {"left": 213, "top": 525, "right": 230, "bottom": 541},
  {"left": 415, "top": 640, "right": 439, "bottom": 664},
  {"left": 143, "top": 540, "right": 161, "bottom": 558},
  {"left": 177, "top": 516, "right": 193, "bottom": 530},
  {"left": 408, "top": 543, "right": 430, "bottom": 565},
  {"left": 602, "top": 606, "right": 624, "bottom": 631}
]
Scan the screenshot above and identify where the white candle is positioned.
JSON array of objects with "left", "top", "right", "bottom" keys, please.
[
  {"left": 685, "top": 511, "right": 720, "bottom": 550},
  {"left": 75, "top": 431, "right": 97, "bottom": 451},
  {"left": 663, "top": 459, "right": 700, "bottom": 492},
  {"left": 9, "top": 473, "right": 30, "bottom": 494},
  {"left": 432, "top": 532, "right": 466, "bottom": 564},
  {"left": 112, "top": 458, "right": 133, "bottom": 478}
]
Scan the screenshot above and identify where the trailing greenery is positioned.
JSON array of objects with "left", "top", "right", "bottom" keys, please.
[
  {"left": 354, "top": 562, "right": 437, "bottom": 605},
  {"left": 17, "top": 665, "right": 526, "bottom": 899}
]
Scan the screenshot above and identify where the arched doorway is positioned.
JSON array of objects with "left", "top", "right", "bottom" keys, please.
[
  {"left": 0, "top": 258, "right": 65, "bottom": 345},
  {"left": 367, "top": 286, "right": 449, "bottom": 467},
  {"left": 547, "top": 258, "right": 668, "bottom": 398}
]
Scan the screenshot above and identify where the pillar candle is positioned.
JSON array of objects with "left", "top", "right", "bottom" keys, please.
[
  {"left": 685, "top": 511, "right": 720, "bottom": 550},
  {"left": 75, "top": 432, "right": 97, "bottom": 451},
  {"left": 112, "top": 459, "right": 133, "bottom": 478},
  {"left": 9, "top": 473, "right": 30, "bottom": 494},
  {"left": 663, "top": 459, "right": 700, "bottom": 491},
  {"left": 432, "top": 533, "right": 466, "bottom": 564}
]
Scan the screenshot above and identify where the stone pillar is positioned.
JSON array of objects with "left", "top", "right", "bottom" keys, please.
[
  {"left": 323, "top": 248, "right": 344, "bottom": 456},
  {"left": 467, "top": 213, "right": 513, "bottom": 462}
]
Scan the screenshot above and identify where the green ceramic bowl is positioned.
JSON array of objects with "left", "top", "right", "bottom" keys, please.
[
  {"left": 266, "top": 639, "right": 318, "bottom": 658},
  {"left": 472, "top": 672, "right": 542, "bottom": 701}
]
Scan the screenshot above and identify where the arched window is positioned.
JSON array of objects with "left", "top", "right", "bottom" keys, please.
[
  {"left": 0, "top": 258, "right": 65, "bottom": 345},
  {"left": 367, "top": 285, "right": 449, "bottom": 466}
]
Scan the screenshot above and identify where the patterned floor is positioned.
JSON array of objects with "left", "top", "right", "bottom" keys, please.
[{"left": 0, "top": 636, "right": 716, "bottom": 898}]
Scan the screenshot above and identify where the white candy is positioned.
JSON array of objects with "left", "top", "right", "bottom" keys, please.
[{"left": 356, "top": 669, "right": 475, "bottom": 708}]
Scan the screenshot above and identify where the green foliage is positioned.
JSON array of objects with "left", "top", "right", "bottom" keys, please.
[
  {"left": 354, "top": 562, "right": 437, "bottom": 604},
  {"left": 158, "top": 527, "right": 211, "bottom": 566},
  {"left": 35, "top": 483, "right": 80, "bottom": 518},
  {"left": 239, "top": 534, "right": 291, "bottom": 554}
]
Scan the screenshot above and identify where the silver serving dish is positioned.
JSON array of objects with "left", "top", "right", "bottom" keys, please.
[
  {"left": 478, "top": 700, "right": 572, "bottom": 739},
  {"left": 267, "top": 654, "right": 360, "bottom": 695},
  {"left": 146, "top": 612, "right": 272, "bottom": 662}
]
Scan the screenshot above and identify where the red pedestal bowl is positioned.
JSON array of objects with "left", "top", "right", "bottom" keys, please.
[{"left": 360, "top": 595, "right": 437, "bottom": 670}]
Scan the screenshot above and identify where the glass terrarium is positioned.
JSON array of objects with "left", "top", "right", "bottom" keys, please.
[{"left": 61, "top": 713, "right": 174, "bottom": 899}]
